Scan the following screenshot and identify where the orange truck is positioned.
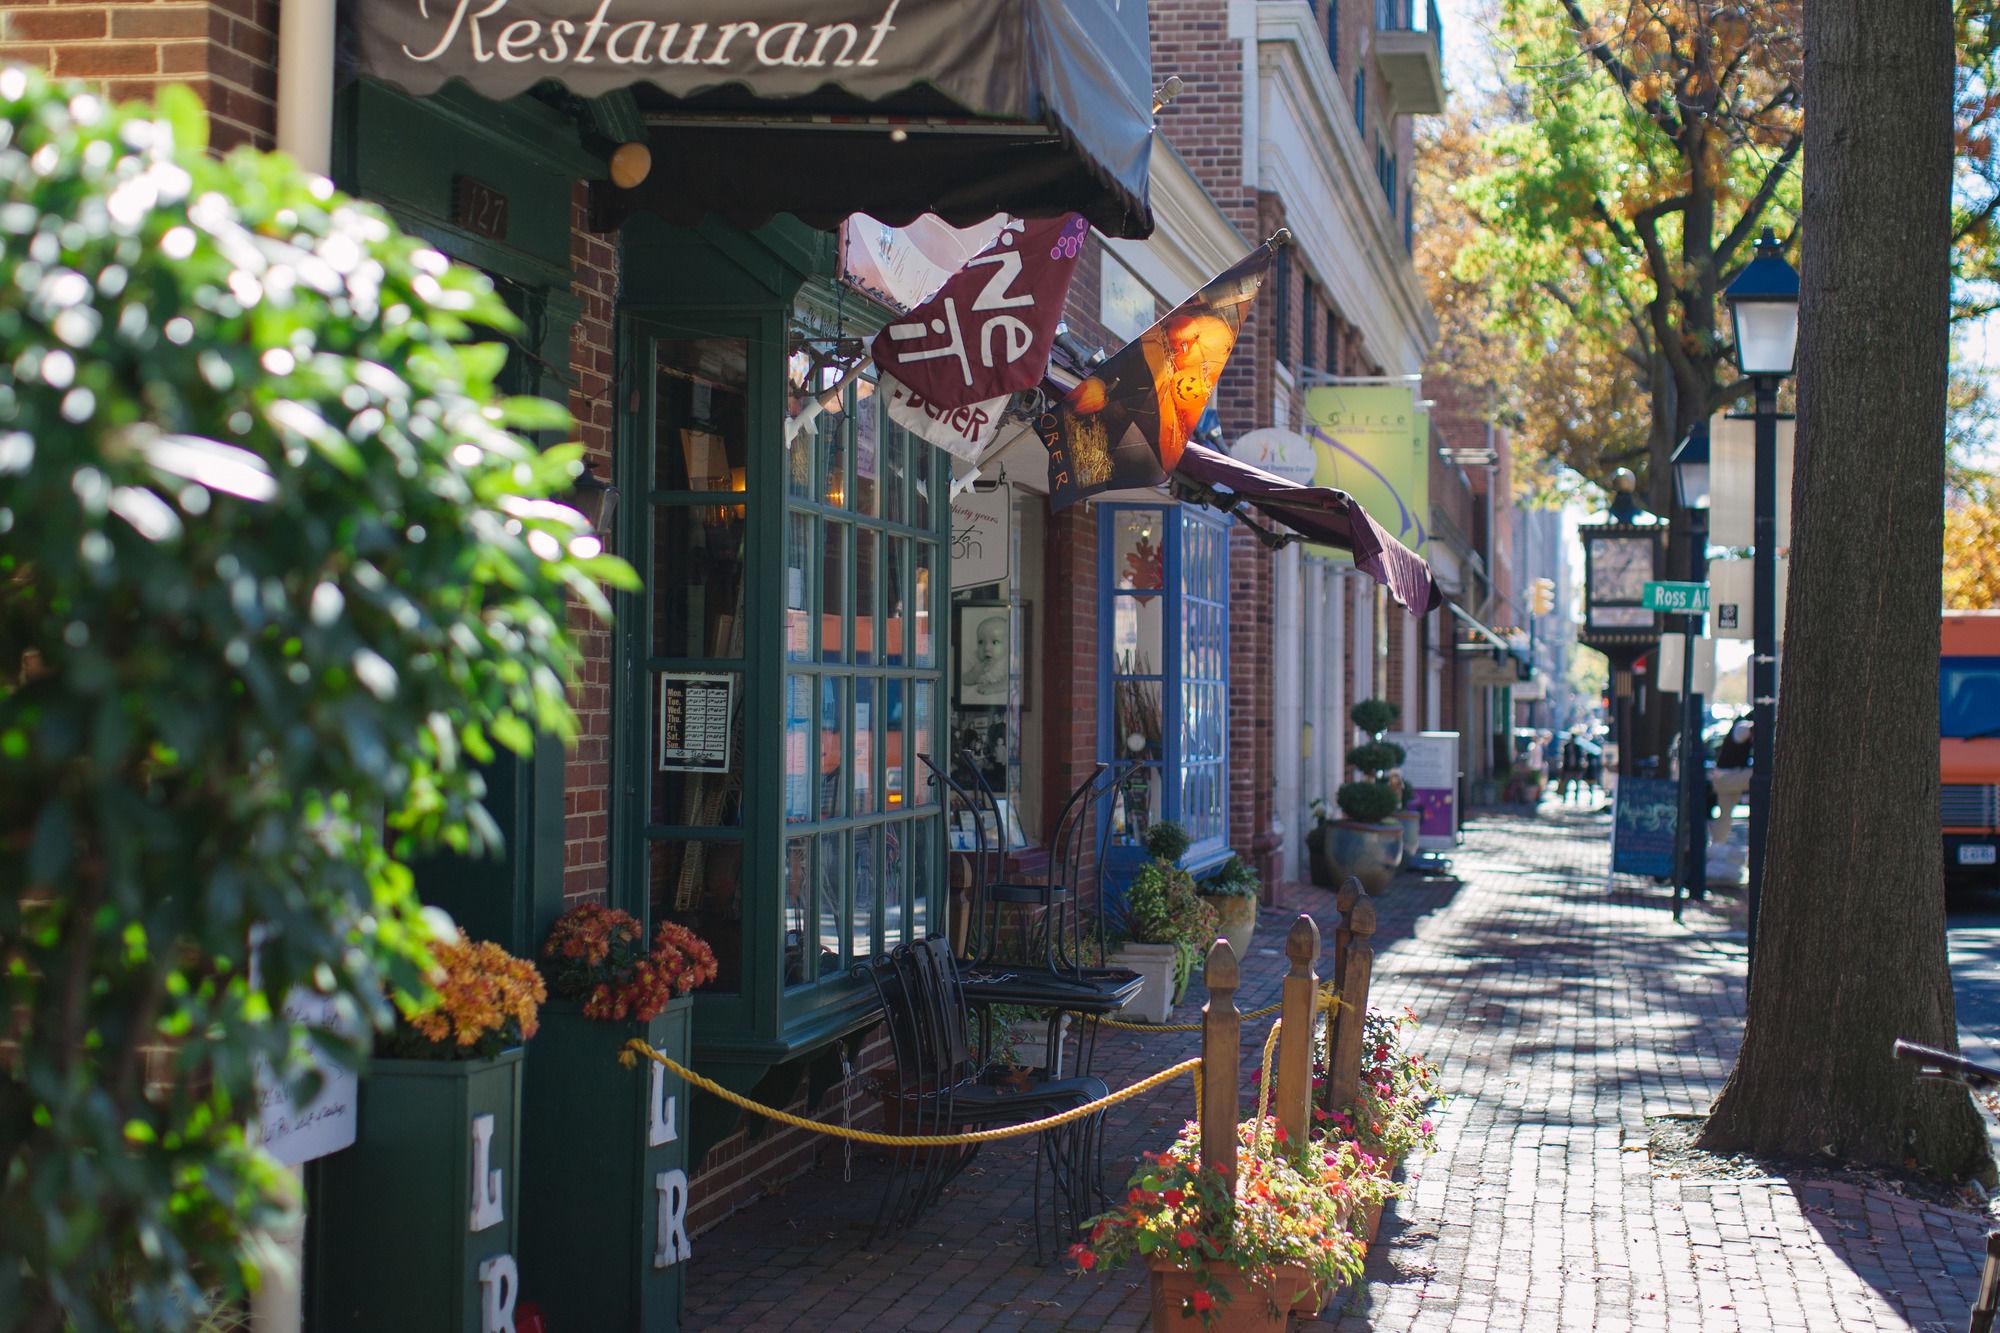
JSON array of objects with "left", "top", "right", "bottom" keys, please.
[{"left": 1944, "top": 611, "right": 2000, "bottom": 884}]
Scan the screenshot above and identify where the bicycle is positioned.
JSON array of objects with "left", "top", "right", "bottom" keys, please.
[{"left": 1893, "top": 1039, "right": 2000, "bottom": 1333}]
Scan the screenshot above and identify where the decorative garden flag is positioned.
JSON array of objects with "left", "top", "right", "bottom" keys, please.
[
  {"left": 1038, "top": 237, "right": 1280, "bottom": 510},
  {"left": 874, "top": 213, "right": 1088, "bottom": 460}
]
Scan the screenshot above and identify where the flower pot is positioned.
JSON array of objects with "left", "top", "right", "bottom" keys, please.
[
  {"left": 1304, "top": 825, "right": 1338, "bottom": 888},
  {"left": 309, "top": 1048, "right": 526, "bottom": 1333},
  {"left": 1008, "top": 1012, "right": 1072, "bottom": 1071},
  {"left": 1148, "top": 1259, "right": 1324, "bottom": 1331},
  {"left": 1325, "top": 820, "right": 1402, "bottom": 896},
  {"left": 1111, "top": 942, "right": 1178, "bottom": 1024},
  {"left": 518, "top": 996, "right": 693, "bottom": 1332},
  {"left": 1393, "top": 810, "right": 1422, "bottom": 866},
  {"left": 1202, "top": 893, "right": 1259, "bottom": 964}
]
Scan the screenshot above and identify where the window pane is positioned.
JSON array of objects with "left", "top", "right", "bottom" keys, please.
[
  {"left": 885, "top": 679, "right": 907, "bottom": 811},
  {"left": 911, "top": 820, "right": 933, "bottom": 940},
  {"left": 819, "top": 676, "right": 845, "bottom": 820},
  {"left": 913, "top": 441, "right": 932, "bottom": 529},
  {"left": 818, "top": 406, "right": 847, "bottom": 508},
  {"left": 885, "top": 421, "right": 908, "bottom": 523},
  {"left": 649, "top": 838, "right": 741, "bottom": 993},
  {"left": 885, "top": 536, "right": 909, "bottom": 667},
  {"left": 1114, "top": 510, "right": 1166, "bottom": 590},
  {"left": 913, "top": 682, "right": 935, "bottom": 804},
  {"left": 1113, "top": 594, "right": 1163, "bottom": 676},
  {"left": 854, "top": 527, "right": 879, "bottom": 665},
  {"left": 883, "top": 822, "right": 906, "bottom": 949},
  {"left": 787, "top": 410, "right": 812, "bottom": 501},
  {"left": 784, "top": 674, "right": 813, "bottom": 825},
  {"left": 655, "top": 338, "right": 749, "bottom": 493},
  {"left": 654, "top": 505, "right": 748, "bottom": 659},
  {"left": 651, "top": 671, "right": 743, "bottom": 827},
  {"left": 914, "top": 544, "right": 936, "bottom": 667},
  {"left": 785, "top": 512, "right": 813, "bottom": 662},
  {"left": 784, "top": 837, "right": 813, "bottom": 988},
  {"left": 854, "top": 678, "right": 877, "bottom": 815},
  {"left": 817, "top": 830, "right": 845, "bottom": 976},
  {"left": 852, "top": 824, "right": 879, "bottom": 961},
  {"left": 821, "top": 521, "right": 847, "bottom": 661},
  {"left": 1114, "top": 678, "right": 1163, "bottom": 760},
  {"left": 854, "top": 386, "right": 881, "bottom": 517}
]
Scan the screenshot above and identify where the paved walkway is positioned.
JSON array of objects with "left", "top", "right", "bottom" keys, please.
[{"left": 685, "top": 811, "right": 1990, "bottom": 1332}]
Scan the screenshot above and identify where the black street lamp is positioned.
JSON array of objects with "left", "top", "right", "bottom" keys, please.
[
  {"left": 1669, "top": 424, "right": 1710, "bottom": 922},
  {"left": 1722, "top": 227, "right": 1800, "bottom": 976}
]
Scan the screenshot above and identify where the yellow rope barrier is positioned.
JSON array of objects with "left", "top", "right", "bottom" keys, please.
[
  {"left": 622, "top": 1040, "right": 1204, "bottom": 1148},
  {"left": 1075, "top": 984, "right": 1344, "bottom": 1034}
]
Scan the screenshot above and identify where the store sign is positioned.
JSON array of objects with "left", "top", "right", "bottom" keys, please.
[
  {"left": 255, "top": 989, "right": 359, "bottom": 1166},
  {"left": 1302, "top": 385, "right": 1429, "bottom": 562},
  {"left": 950, "top": 485, "right": 1011, "bottom": 588},
  {"left": 1231, "top": 427, "right": 1317, "bottom": 486},
  {"left": 657, "top": 673, "right": 734, "bottom": 773},
  {"left": 1389, "top": 731, "right": 1459, "bottom": 850},
  {"left": 1611, "top": 776, "right": 1679, "bottom": 877}
]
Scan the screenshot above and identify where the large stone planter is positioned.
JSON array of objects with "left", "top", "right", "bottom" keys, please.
[
  {"left": 1111, "top": 942, "right": 1178, "bottom": 1024},
  {"left": 1202, "top": 893, "right": 1259, "bottom": 964},
  {"left": 519, "top": 995, "right": 693, "bottom": 1332},
  {"left": 1325, "top": 820, "right": 1402, "bottom": 896},
  {"left": 309, "top": 1048, "right": 526, "bottom": 1333},
  {"left": 1148, "top": 1259, "right": 1324, "bottom": 1331}
]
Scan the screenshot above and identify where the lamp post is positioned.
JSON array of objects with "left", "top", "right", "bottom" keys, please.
[
  {"left": 1722, "top": 227, "right": 1800, "bottom": 977},
  {"left": 1670, "top": 424, "right": 1711, "bottom": 922}
]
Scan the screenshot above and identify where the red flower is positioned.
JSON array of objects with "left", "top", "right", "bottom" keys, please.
[
  {"left": 1070, "top": 1243, "right": 1098, "bottom": 1270},
  {"left": 1190, "top": 1291, "right": 1214, "bottom": 1312},
  {"left": 1176, "top": 1229, "right": 1197, "bottom": 1249},
  {"left": 1163, "top": 1189, "right": 1185, "bottom": 1206}
]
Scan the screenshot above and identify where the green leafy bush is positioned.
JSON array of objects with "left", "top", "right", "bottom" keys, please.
[
  {"left": 1345, "top": 740, "right": 1406, "bottom": 776},
  {"left": 0, "top": 74, "right": 633, "bottom": 1329},
  {"left": 1337, "top": 698, "right": 1403, "bottom": 824},
  {"left": 1125, "top": 859, "right": 1219, "bottom": 999},
  {"left": 1142, "top": 819, "right": 1192, "bottom": 863},
  {"left": 1335, "top": 779, "right": 1400, "bottom": 824},
  {"left": 1198, "top": 854, "right": 1261, "bottom": 900},
  {"left": 1349, "top": 698, "right": 1399, "bottom": 735}
]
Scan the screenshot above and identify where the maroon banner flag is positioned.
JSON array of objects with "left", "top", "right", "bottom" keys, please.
[
  {"left": 1038, "top": 239, "right": 1279, "bottom": 510},
  {"left": 871, "top": 214, "right": 1089, "bottom": 410}
]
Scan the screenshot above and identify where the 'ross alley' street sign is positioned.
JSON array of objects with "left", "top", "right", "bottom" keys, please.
[{"left": 1641, "top": 581, "right": 1709, "bottom": 613}]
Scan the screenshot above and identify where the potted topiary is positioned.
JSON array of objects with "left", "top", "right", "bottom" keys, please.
[
  {"left": 1198, "top": 857, "right": 1262, "bottom": 963},
  {"left": 1072, "top": 1118, "right": 1386, "bottom": 1330},
  {"left": 313, "top": 932, "right": 546, "bottom": 1332},
  {"left": 1327, "top": 701, "right": 1407, "bottom": 894},
  {"left": 518, "top": 904, "right": 717, "bottom": 1330}
]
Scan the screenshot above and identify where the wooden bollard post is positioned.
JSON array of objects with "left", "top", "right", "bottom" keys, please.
[
  {"left": 1327, "top": 894, "right": 1377, "bottom": 1114},
  {"left": 1323, "top": 880, "right": 1362, "bottom": 1115},
  {"left": 1199, "top": 940, "right": 1241, "bottom": 1182},
  {"left": 1275, "top": 915, "right": 1320, "bottom": 1146}
]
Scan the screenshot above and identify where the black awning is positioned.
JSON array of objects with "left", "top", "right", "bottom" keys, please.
[{"left": 348, "top": 0, "right": 1155, "bottom": 238}]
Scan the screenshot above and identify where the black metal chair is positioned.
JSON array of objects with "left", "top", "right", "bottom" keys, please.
[
  {"left": 854, "top": 937, "right": 1107, "bottom": 1259},
  {"left": 958, "top": 757, "right": 1114, "bottom": 978}
]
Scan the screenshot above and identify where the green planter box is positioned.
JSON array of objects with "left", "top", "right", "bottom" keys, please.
[
  {"left": 309, "top": 1047, "right": 526, "bottom": 1333},
  {"left": 519, "top": 996, "right": 693, "bottom": 1332}
]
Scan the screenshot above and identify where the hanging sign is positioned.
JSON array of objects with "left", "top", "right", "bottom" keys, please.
[
  {"left": 1611, "top": 776, "right": 1679, "bottom": 877},
  {"left": 1303, "top": 385, "right": 1429, "bottom": 562},
  {"left": 1232, "top": 427, "right": 1317, "bottom": 486},
  {"left": 950, "top": 485, "right": 1011, "bottom": 588},
  {"left": 657, "top": 673, "right": 734, "bottom": 773}
]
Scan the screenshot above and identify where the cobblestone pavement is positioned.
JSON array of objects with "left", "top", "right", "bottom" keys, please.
[{"left": 685, "top": 810, "right": 1990, "bottom": 1332}]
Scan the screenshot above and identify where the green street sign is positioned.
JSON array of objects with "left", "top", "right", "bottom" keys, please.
[{"left": 1642, "top": 581, "right": 1709, "bottom": 613}]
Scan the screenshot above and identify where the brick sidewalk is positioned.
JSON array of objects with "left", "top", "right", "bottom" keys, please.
[{"left": 684, "top": 811, "right": 1988, "bottom": 1332}]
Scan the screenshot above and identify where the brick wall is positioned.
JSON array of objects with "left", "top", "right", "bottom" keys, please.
[
  {"left": 564, "top": 183, "right": 618, "bottom": 905},
  {"left": 0, "top": 1, "right": 277, "bottom": 152},
  {"left": 1040, "top": 502, "right": 1101, "bottom": 897}
]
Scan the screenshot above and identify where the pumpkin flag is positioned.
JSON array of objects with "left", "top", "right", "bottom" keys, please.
[
  {"left": 873, "top": 213, "right": 1090, "bottom": 462},
  {"left": 1038, "top": 235, "right": 1283, "bottom": 510}
]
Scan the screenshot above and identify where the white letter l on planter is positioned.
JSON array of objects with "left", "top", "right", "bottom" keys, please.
[
  {"left": 468, "top": 1113, "right": 504, "bottom": 1232},
  {"left": 648, "top": 1063, "right": 678, "bottom": 1147}
]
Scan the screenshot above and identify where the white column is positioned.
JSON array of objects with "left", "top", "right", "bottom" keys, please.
[
  {"left": 1425, "top": 608, "right": 1443, "bottom": 730},
  {"left": 1273, "top": 545, "right": 1303, "bottom": 883},
  {"left": 1329, "top": 572, "right": 1348, "bottom": 792},
  {"left": 1400, "top": 607, "right": 1420, "bottom": 736},
  {"left": 1303, "top": 559, "right": 1325, "bottom": 837},
  {"left": 276, "top": 0, "right": 337, "bottom": 175},
  {"left": 1350, "top": 575, "right": 1374, "bottom": 741}
]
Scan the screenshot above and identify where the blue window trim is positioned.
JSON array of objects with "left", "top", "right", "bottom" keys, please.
[{"left": 1096, "top": 503, "right": 1233, "bottom": 868}]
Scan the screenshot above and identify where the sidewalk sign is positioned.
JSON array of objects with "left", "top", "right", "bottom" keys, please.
[
  {"left": 1390, "top": 731, "right": 1460, "bottom": 852},
  {"left": 1611, "top": 776, "right": 1679, "bottom": 878}
]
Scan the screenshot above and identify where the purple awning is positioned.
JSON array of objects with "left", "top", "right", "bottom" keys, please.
[{"left": 1173, "top": 442, "right": 1443, "bottom": 615}]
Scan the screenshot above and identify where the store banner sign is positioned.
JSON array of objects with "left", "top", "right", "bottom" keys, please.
[
  {"left": 841, "top": 214, "right": 1011, "bottom": 316},
  {"left": 950, "top": 485, "right": 1011, "bottom": 588},
  {"left": 1302, "top": 386, "right": 1429, "bottom": 564}
]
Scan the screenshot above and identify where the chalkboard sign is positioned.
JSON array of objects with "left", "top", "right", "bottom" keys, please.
[{"left": 1612, "top": 777, "right": 1679, "bottom": 877}]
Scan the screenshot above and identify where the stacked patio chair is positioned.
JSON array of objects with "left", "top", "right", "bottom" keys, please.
[{"left": 854, "top": 937, "right": 1107, "bottom": 1260}]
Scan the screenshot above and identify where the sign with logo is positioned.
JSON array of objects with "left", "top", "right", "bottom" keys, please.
[
  {"left": 1641, "top": 581, "right": 1709, "bottom": 613},
  {"left": 1611, "top": 776, "right": 1679, "bottom": 877},
  {"left": 1389, "top": 731, "right": 1459, "bottom": 851},
  {"left": 1302, "top": 385, "right": 1429, "bottom": 563},
  {"left": 949, "top": 485, "right": 1011, "bottom": 588},
  {"left": 1232, "top": 427, "right": 1318, "bottom": 486}
]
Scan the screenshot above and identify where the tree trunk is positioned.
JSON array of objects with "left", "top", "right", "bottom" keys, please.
[{"left": 1699, "top": 0, "right": 1989, "bottom": 1177}]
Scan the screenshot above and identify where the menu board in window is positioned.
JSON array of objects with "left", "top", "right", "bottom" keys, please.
[{"left": 658, "top": 673, "right": 735, "bottom": 773}]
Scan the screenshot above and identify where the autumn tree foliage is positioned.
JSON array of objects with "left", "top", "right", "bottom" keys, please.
[
  {"left": 1954, "top": 0, "right": 2000, "bottom": 321},
  {"left": 1945, "top": 475, "right": 2000, "bottom": 611}
]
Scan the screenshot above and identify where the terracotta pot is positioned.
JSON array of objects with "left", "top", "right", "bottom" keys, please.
[
  {"left": 1325, "top": 820, "right": 1401, "bottom": 896},
  {"left": 1362, "top": 1199, "right": 1385, "bottom": 1245},
  {"left": 1148, "top": 1259, "right": 1323, "bottom": 1332},
  {"left": 1202, "top": 893, "right": 1259, "bottom": 964}
]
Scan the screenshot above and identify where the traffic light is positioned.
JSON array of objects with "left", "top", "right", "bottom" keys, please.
[{"left": 1529, "top": 576, "right": 1556, "bottom": 617}]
